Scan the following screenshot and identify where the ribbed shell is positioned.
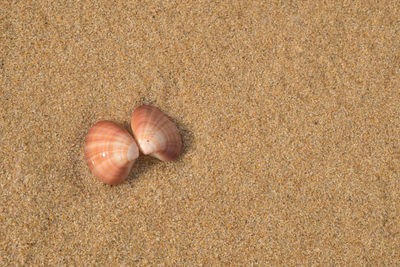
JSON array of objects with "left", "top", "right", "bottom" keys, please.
[
  {"left": 131, "top": 105, "right": 182, "bottom": 161},
  {"left": 84, "top": 120, "right": 139, "bottom": 184}
]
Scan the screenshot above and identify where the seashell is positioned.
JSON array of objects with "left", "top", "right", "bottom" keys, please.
[
  {"left": 84, "top": 120, "right": 139, "bottom": 184},
  {"left": 131, "top": 105, "right": 182, "bottom": 161}
]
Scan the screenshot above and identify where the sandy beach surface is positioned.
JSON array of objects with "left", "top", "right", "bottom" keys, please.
[{"left": 1, "top": 1, "right": 399, "bottom": 265}]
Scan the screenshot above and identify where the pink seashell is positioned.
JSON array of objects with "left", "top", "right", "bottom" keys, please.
[
  {"left": 84, "top": 120, "right": 139, "bottom": 184},
  {"left": 131, "top": 105, "right": 182, "bottom": 161}
]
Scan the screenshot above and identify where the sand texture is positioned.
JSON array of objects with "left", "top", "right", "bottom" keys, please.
[{"left": 1, "top": 1, "right": 400, "bottom": 265}]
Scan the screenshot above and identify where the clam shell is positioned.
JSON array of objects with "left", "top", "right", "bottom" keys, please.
[
  {"left": 84, "top": 120, "right": 139, "bottom": 184},
  {"left": 131, "top": 105, "right": 182, "bottom": 161}
]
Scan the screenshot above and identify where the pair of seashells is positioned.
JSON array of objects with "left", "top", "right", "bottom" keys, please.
[{"left": 84, "top": 105, "right": 182, "bottom": 185}]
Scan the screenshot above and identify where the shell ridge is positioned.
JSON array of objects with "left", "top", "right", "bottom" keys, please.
[{"left": 88, "top": 131, "right": 134, "bottom": 144}]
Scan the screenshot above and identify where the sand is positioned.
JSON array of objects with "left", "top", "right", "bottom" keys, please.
[{"left": 1, "top": 0, "right": 399, "bottom": 265}]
